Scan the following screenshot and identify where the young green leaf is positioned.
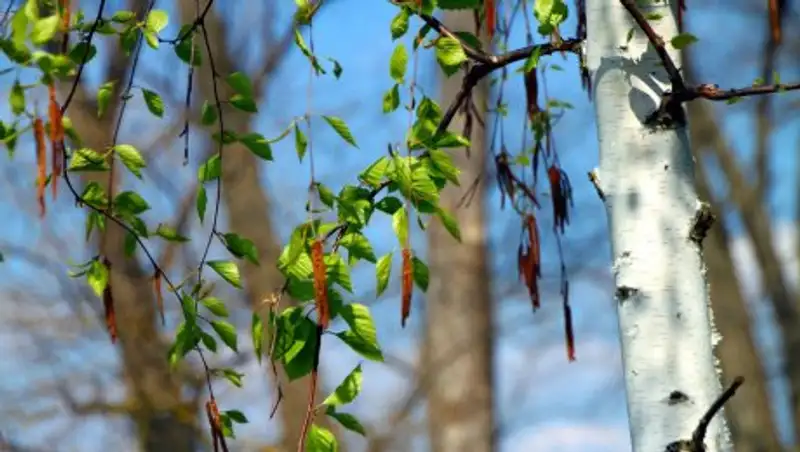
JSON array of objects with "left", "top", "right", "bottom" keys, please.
[
  {"left": 337, "top": 303, "right": 383, "bottom": 362},
  {"left": 97, "top": 81, "right": 115, "bottom": 118},
  {"left": 141, "top": 88, "right": 164, "bottom": 117},
  {"left": 322, "top": 115, "right": 358, "bottom": 148},
  {"left": 87, "top": 259, "right": 109, "bottom": 298},
  {"left": 31, "top": 15, "right": 59, "bottom": 45},
  {"left": 390, "top": 8, "right": 410, "bottom": 40},
  {"left": 224, "top": 409, "right": 248, "bottom": 423},
  {"left": 114, "top": 144, "right": 146, "bottom": 178},
  {"left": 201, "top": 101, "right": 217, "bottom": 125},
  {"left": 252, "top": 313, "right": 264, "bottom": 364},
  {"left": 211, "top": 320, "right": 238, "bottom": 352},
  {"left": 375, "top": 253, "right": 392, "bottom": 297},
  {"left": 198, "top": 153, "right": 221, "bottom": 182},
  {"left": 435, "top": 37, "right": 467, "bottom": 75},
  {"left": 382, "top": 84, "right": 400, "bottom": 113},
  {"left": 411, "top": 256, "right": 429, "bottom": 292},
  {"left": 436, "top": 207, "right": 462, "bottom": 242},
  {"left": 222, "top": 232, "right": 259, "bottom": 265},
  {"left": 207, "top": 260, "right": 242, "bottom": 288},
  {"left": 306, "top": 424, "right": 337, "bottom": 452},
  {"left": 155, "top": 223, "right": 189, "bottom": 242},
  {"left": 226, "top": 72, "right": 254, "bottom": 98},
  {"left": 230, "top": 94, "right": 258, "bottom": 113},
  {"left": 9, "top": 82, "right": 25, "bottom": 116},
  {"left": 322, "top": 364, "right": 363, "bottom": 407},
  {"left": 201, "top": 296, "right": 229, "bottom": 317},
  {"left": 220, "top": 369, "right": 245, "bottom": 388},
  {"left": 339, "top": 233, "right": 376, "bottom": 263},
  {"left": 325, "top": 408, "right": 367, "bottom": 436},
  {"left": 146, "top": 10, "right": 169, "bottom": 34},
  {"left": 113, "top": 191, "right": 150, "bottom": 215},
  {"left": 389, "top": 43, "right": 408, "bottom": 83},
  {"left": 295, "top": 124, "right": 308, "bottom": 161},
  {"left": 239, "top": 132, "right": 272, "bottom": 160},
  {"left": 392, "top": 208, "right": 408, "bottom": 245},
  {"left": 197, "top": 185, "right": 207, "bottom": 223}
]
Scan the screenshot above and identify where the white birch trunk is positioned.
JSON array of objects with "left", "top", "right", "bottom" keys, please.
[{"left": 585, "top": 2, "right": 731, "bottom": 451}]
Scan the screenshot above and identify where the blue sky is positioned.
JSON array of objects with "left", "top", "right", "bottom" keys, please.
[{"left": 0, "top": 1, "right": 798, "bottom": 451}]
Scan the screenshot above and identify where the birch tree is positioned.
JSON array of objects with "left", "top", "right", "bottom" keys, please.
[{"left": 2, "top": 0, "right": 798, "bottom": 451}]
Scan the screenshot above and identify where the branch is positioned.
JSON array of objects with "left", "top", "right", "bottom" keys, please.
[
  {"left": 664, "top": 377, "right": 745, "bottom": 451},
  {"left": 618, "top": 0, "right": 800, "bottom": 126}
]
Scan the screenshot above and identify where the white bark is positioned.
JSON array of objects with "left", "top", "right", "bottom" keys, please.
[{"left": 585, "top": 2, "right": 731, "bottom": 451}]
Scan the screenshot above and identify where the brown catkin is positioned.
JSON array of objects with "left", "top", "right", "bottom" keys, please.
[
  {"left": 48, "top": 83, "right": 63, "bottom": 200},
  {"left": 401, "top": 248, "right": 412, "bottom": 328},
  {"left": 310, "top": 239, "right": 329, "bottom": 329},
  {"left": 33, "top": 118, "right": 47, "bottom": 218}
]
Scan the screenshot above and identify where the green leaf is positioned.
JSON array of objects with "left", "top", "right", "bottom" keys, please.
[
  {"left": 68, "top": 42, "right": 97, "bottom": 65},
  {"left": 97, "top": 81, "right": 115, "bottom": 118},
  {"left": 114, "top": 144, "right": 146, "bottom": 178},
  {"left": 196, "top": 185, "right": 207, "bottom": 223},
  {"left": 429, "top": 149, "right": 460, "bottom": 185},
  {"left": 222, "top": 232, "right": 259, "bottom": 265},
  {"left": 31, "top": 15, "right": 59, "bottom": 45},
  {"left": 230, "top": 94, "right": 258, "bottom": 113},
  {"left": 146, "top": 10, "right": 169, "bottom": 34},
  {"left": 375, "top": 196, "right": 403, "bottom": 214},
  {"left": 141, "top": 88, "right": 164, "bottom": 117},
  {"left": 9, "top": 82, "right": 25, "bottom": 116},
  {"left": 359, "top": 157, "right": 389, "bottom": 187},
  {"left": 435, "top": 37, "right": 467, "bottom": 75},
  {"left": 436, "top": 208, "right": 462, "bottom": 242},
  {"left": 322, "top": 116, "right": 358, "bottom": 148},
  {"left": 174, "top": 25, "right": 202, "bottom": 66},
  {"left": 207, "top": 260, "right": 242, "bottom": 288},
  {"left": 295, "top": 124, "right": 308, "bottom": 161},
  {"left": 392, "top": 207, "right": 408, "bottom": 245},
  {"left": 220, "top": 369, "right": 245, "bottom": 388},
  {"left": 389, "top": 43, "right": 408, "bottom": 83},
  {"left": 143, "top": 30, "right": 159, "bottom": 50},
  {"left": 671, "top": 33, "right": 698, "bottom": 50},
  {"left": 224, "top": 409, "right": 248, "bottom": 423},
  {"left": 382, "top": 84, "right": 400, "bottom": 113},
  {"left": 390, "top": 8, "right": 410, "bottom": 40},
  {"left": 201, "top": 332, "right": 218, "bottom": 352},
  {"left": 323, "top": 364, "right": 362, "bottom": 407},
  {"left": 239, "top": 132, "right": 272, "bottom": 160},
  {"left": 375, "top": 253, "right": 392, "bottom": 297},
  {"left": 201, "top": 296, "right": 229, "bottom": 317},
  {"left": 211, "top": 320, "right": 238, "bottom": 352},
  {"left": 306, "top": 424, "right": 337, "bottom": 452},
  {"left": 337, "top": 303, "right": 382, "bottom": 361},
  {"left": 411, "top": 256, "right": 429, "bottom": 291},
  {"left": 411, "top": 167, "right": 439, "bottom": 203},
  {"left": 533, "top": 0, "right": 568, "bottom": 35},
  {"left": 198, "top": 153, "right": 221, "bottom": 182},
  {"left": 226, "top": 72, "right": 254, "bottom": 98},
  {"left": 87, "top": 259, "right": 109, "bottom": 298},
  {"left": 111, "top": 10, "right": 137, "bottom": 23},
  {"left": 325, "top": 408, "right": 366, "bottom": 436},
  {"left": 252, "top": 313, "right": 264, "bottom": 364},
  {"left": 69, "top": 148, "right": 108, "bottom": 172},
  {"left": 339, "top": 233, "right": 376, "bottom": 263},
  {"left": 392, "top": 154, "right": 413, "bottom": 197},
  {"left": 317, "top": 184, "right": 335, "bottom": 208},
  {"left": 201, "top": 101, "right": 217, "bottom": 125},
  {"left": 325, "top": 253, "right": 354, "bottom": 293},
  {"left": 114, "top": 191, "right": 150, "bottom": 215},
  {"left": 155, "top": 223, "right": 189, "bottom": 242}
]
